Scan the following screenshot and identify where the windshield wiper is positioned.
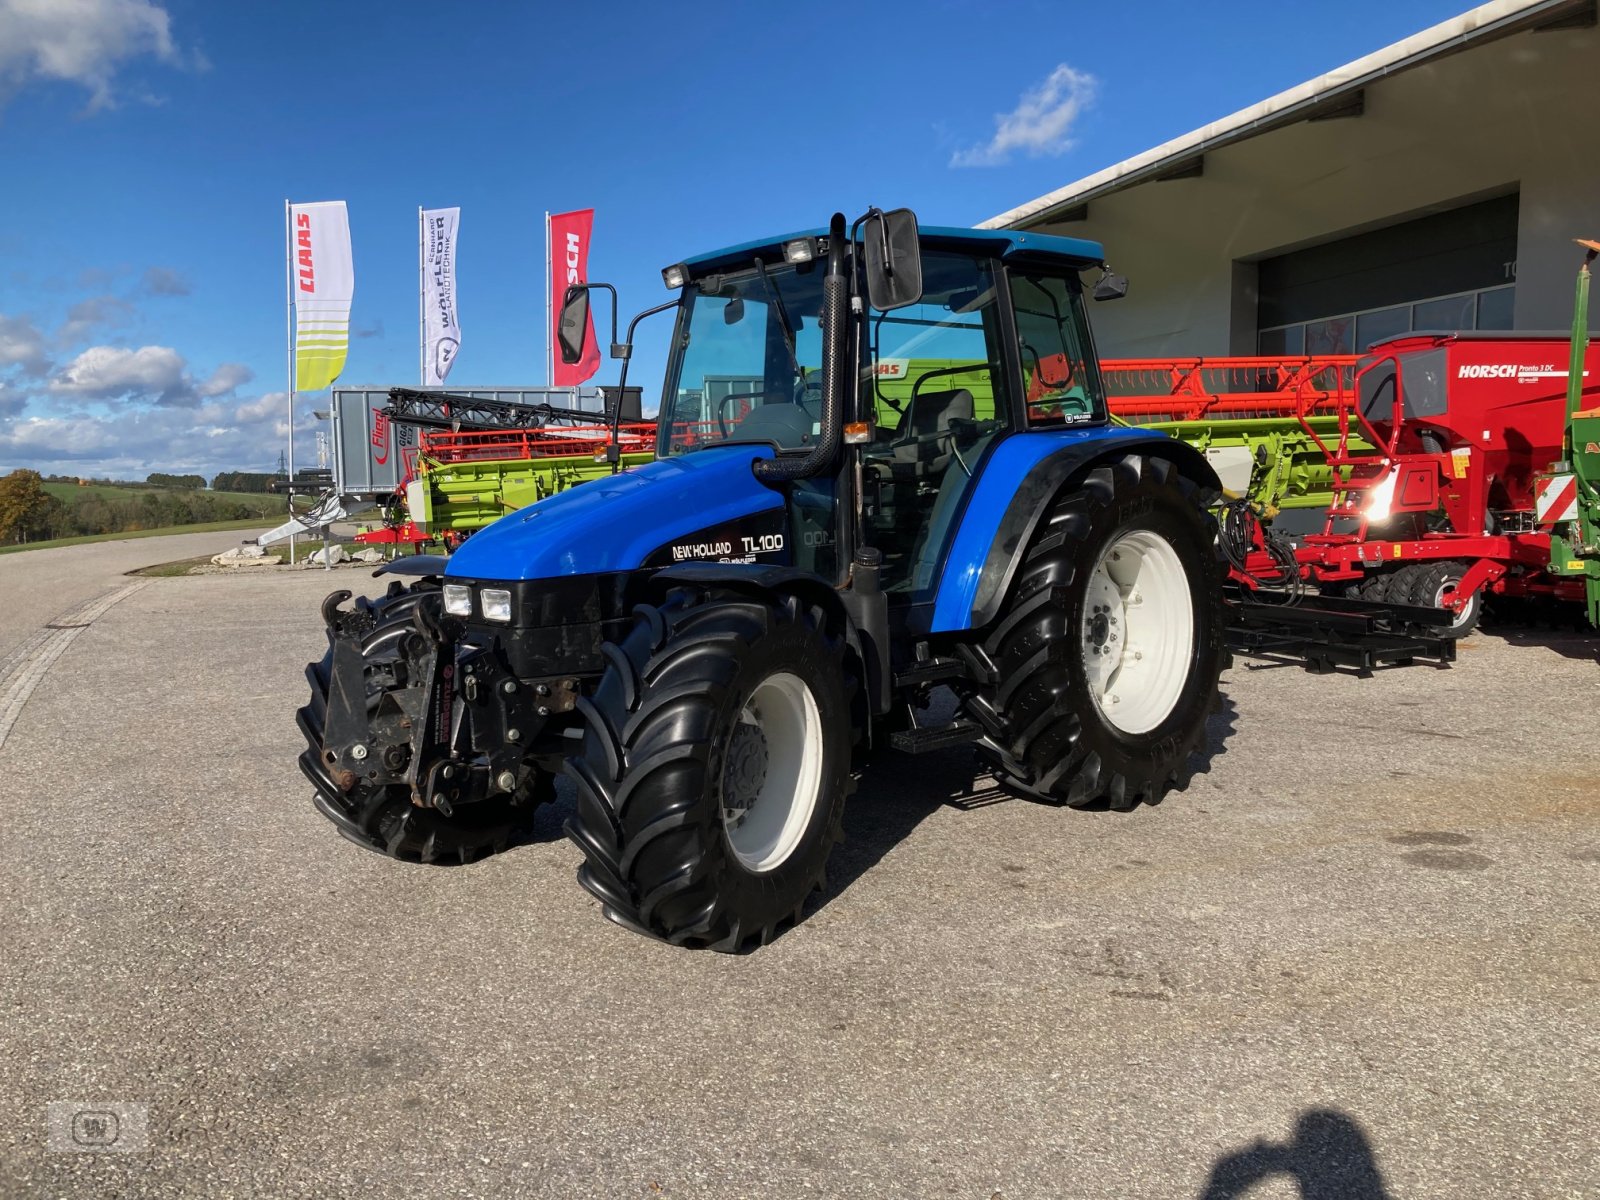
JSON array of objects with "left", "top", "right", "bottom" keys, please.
[{"left": 752, "top": 256, "right": 802, "bottom": 377}]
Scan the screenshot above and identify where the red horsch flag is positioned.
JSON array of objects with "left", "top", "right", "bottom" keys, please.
[{"left": 550, "top": 208, "right": 601, "bottom": 386}]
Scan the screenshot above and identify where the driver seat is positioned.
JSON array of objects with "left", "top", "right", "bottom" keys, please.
[{"left": 889, "top": 388, "right": 974, "bottom": 477}]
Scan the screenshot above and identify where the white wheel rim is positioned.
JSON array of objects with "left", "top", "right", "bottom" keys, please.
[
  {"left": 1434, "top": 577, "right": 1474, "bottom": 632},
  {"left": 1081, "top": 529, "right": 1194, "bottom": 735},
  {"left": 720, "top": 671, "right": 824, "bottom": 873}
]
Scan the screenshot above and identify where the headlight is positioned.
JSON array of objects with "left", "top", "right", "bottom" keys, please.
[
  {"left": 662, "top": 263, "right": 689, "bottom": 289},
  {"left": 442, "top": 583, "right": 472, "bottom": 616},
  {"left": 480, "top": 587, "right": 513, "bottom": 623},
  {"left": 782, "top": 237, "right": 816, "bottom": 264}
]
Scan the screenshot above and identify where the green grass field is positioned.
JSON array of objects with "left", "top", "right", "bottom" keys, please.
[
  {"left": 0, "top": 517, "right": 277, "bottom": 555},
  {"left": 42, "top": 481, "right": 288, "bottom": 509}
]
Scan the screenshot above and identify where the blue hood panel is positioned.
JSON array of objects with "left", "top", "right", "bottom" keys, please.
[{"left": 445, "top": 445, "right": 782, "bottom": 582}]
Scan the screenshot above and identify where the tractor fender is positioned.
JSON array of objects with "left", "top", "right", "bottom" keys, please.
[
  {"left": 930, "top": 429, "right": 1220, "bottom": 633},
  {"left": 650, "top": 562, "right": 877, "bottom": 719},
  {"left": 650, "top": 562, "right": 843, "bottom": 615}
]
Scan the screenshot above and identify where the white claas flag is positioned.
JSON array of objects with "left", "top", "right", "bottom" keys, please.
[
  {"left": 422, "top": 207, "right": 461, "bottom": 385},
  {"left": 290, "top": 201, "right": 354, "bottom": 391}
]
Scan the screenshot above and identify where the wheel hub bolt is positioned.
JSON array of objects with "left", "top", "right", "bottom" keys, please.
[
  {"left": 496, "top": 770, "right": 517, "bottom": 792},
  {"left": 507, "top": 728, "right": 521, "bottom": 742},
  {"left": 350, "top": 744, "right": 369, "bottom": 761},
  {"left": 503, "top": 680, "right": 518, "bottom": 694}
]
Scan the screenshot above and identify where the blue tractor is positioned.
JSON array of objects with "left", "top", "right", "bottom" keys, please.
[{"left": 300, "top": 210, "right": 1227, "bottom": 951}]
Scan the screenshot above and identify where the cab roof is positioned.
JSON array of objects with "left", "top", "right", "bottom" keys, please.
[{"left": 681, "top": 224, "right": 1106, "bottom": 274}]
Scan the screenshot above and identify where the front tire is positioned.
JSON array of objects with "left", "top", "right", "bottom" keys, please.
[
  {"left": 963, "top": 455, "right": 1226, "bottom": 810},
  {"left": 564, "top": 588, "right": 853, "bottom": 951}
]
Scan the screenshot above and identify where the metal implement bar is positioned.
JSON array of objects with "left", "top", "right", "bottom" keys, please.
[{"left": 383, "top": 387, "right": 612, "bottom": 433}]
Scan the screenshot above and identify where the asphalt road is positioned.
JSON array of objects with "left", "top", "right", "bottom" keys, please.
[{"left": 1, "top": 532, "right": 1596, "bottom": 1198}]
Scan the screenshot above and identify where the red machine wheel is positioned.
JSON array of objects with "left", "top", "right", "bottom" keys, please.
[{"left": 1402, "top": 561, "right": 1481, "bottom": 639}]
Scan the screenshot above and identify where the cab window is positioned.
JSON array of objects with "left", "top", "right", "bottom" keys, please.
[
  {"left": 1009, "top": 270, "right": 1105, "bottom": 426},
  {"left": 861, "top": 252, "right": 1013, "bottom": 598}
]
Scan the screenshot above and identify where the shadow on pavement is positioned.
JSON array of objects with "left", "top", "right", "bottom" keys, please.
[
  {"left": 1198, "top": 1108, "right": 1393, "bottom": 1200},
  {"left": 814, "top": 687, "right": 1240, "bottom": 909},
  {"left": 1476, "top": 620, "right": 1598, "bottom": 665}
]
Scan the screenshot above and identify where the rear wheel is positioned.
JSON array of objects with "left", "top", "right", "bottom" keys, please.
[
  {"left": 563, "top": 588, "right": 853, "bottom": 951},
  {"left": 297, "top": 586, "right": 548, "bottom": 864},
  {"left": 1401, "top": 560, "right": 1481, "bottom": 638},
  {"left": 963, "top": 454, "right": 1227, "bottom": 810}
]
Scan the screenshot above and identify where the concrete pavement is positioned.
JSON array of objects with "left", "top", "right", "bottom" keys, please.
[{"left": 0, "top": 532, "right": 1596, "bottom": 1198}]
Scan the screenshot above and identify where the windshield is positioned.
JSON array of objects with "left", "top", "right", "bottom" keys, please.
[{"left": 660, "top": 259, "right": 829, "bottom": 455}]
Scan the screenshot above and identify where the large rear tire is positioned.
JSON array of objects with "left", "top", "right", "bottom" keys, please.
[
  {"left": 297, "top": 586, "right": 547, "bottom": 865},
  {"left": 564, "top": 588, "right": 853, "bottom": 951},
  {"left": 963, "top": 454, "right": 1227, "bottom": 810}
]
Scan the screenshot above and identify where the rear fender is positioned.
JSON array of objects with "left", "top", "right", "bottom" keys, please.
[{"left": 930, "top": 431, "right": 1219, "bottom": 633}]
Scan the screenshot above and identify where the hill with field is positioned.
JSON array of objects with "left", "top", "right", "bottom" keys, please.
[{"left": 2, "top": 471, "right": 288, "bottom": 547}]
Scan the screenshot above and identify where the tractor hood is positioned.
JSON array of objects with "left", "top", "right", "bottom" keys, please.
[{"left": 444, "top": 444, "right": 783, "bottom": 582}]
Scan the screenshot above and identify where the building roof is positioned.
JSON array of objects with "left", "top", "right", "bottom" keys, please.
[{"left": 980, "top": 0, "right": 1591, "bottom": 231}]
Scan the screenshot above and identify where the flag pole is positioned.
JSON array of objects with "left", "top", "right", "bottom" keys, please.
[
  {"left": 284, "top": 198, "right": 297, "bottom": 566},
  {"left": 544, "top": 210, "right": 552, "bottom": 387},
  {"left": 418, "top": 206, "right": 425, "bottom": 386}
]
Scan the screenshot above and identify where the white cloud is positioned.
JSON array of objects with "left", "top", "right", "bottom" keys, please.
[
  {"left": 0, "top": 390, "right": 316, "bottom": 475},
  {"left": 951, "top": 64, "right": 1096, "bottom": 168},
  {"left": 50, "top": 343, "right": 187, "bottom": 401},
  {"left": 0, "top": 0, "right": 185, "bottom": 114},
  {"left": 231, "top": 391, "right": 286, "bottom": 425},
  {"left": 46, "top": 344, "right": 252, "bottom": 407},
  {"left": 196, "top": 362, "right": 252, "bottom": 397},
  {"left": 0, "top": 313, "right": 51, "bottom": 376}
]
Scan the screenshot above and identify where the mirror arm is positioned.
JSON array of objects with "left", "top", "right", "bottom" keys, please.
[
  {"left": 585, "top": 282, "right": 624, "bottom": 357},
  {"left": 606, "top": 296, "right": 681, "bottom": 472}
]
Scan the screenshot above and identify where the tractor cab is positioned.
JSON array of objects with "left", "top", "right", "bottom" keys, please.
[{"left": 636, "top": 218, "right": 1116, "bottom": 617}]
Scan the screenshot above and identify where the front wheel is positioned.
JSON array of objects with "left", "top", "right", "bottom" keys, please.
[
  {"left": 563, "top": 588, "right": 853, "bottom": 951},
  {"left": 964, "top": 454, "right": 1227, "bottom": 810}
]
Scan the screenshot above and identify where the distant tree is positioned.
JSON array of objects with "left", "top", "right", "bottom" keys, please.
[
  {"left": 146, "top": 472, "right": 206, "bottom": 489},
  {"left": 0, "top": 469, "right": 54, "bottom": 543},
  {"left": 212, "top": 471, "right": 277, "bottom": 494}
]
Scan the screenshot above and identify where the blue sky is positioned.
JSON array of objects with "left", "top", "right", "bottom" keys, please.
[{"left": 0, "top": 0, "right": 1472, "bottom": 478}]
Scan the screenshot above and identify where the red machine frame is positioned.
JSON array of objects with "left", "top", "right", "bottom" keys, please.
[{"left": 1104, "top": 336, "right": 1599, "bottom": 615}]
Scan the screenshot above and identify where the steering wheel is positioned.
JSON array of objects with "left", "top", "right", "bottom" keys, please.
[{"left": 716, "top": 390, "right": 762, "bottom": 437}]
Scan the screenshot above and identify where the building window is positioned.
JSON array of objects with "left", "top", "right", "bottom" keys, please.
[{"left": 1258, "top": 284, "right": 1517, "bottom": 354}]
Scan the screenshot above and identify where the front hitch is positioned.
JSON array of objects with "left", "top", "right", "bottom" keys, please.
[{"left": 317, "top": 586, "right": 564, "bottom": 817}]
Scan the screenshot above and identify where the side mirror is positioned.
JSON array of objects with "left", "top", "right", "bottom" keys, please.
[
  {"left": 1092, "top": 269, "right": 1128, "bottom": 302},
  {"left": 558, "top": 284, "right": 591, "bottom": 364},
  {"left": 863, "top": 208, "right": 923, "bottom": 311}
]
